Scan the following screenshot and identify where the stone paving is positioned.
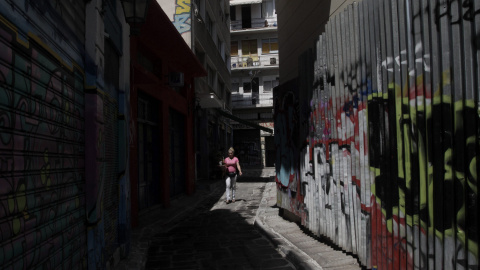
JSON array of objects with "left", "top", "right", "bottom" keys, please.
[
  {"left": 113, "top": 180, "right": 225, "bottom": 270},
  {"left": 255, "top": 182, "right": 362, "bottom": 270},
  {"left": 143, "top": 181, "right": 296, "bottom": 269},
  {"left": 115, "top": 174, "right": 362, "bottom": 270}
]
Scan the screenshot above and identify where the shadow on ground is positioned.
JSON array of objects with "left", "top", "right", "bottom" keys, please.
[{"left": 145, "top": 179, "right": 294, "bottom": 270}]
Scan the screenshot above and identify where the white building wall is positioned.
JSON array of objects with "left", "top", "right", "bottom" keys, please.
[{"left": 251, "top": 4, "right": 262, "bottom": 19}]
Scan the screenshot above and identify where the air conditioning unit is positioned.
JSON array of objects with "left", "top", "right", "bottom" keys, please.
[{"left": 270, "top": 57, "right": 277, "bottom": 65}]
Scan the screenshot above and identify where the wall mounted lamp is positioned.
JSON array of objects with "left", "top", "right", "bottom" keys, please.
[{"left": 120, "top": 0, "right": 151, "bottom": 35}]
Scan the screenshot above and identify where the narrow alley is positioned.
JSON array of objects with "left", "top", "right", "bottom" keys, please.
[
  {"left": 1, "top": 0, "right": 479, "bottom": 269},
  {"left": 143, "top": 181, "right": 293, "bottom": 270},
  {"left": 116, "top": 178, "right": 297, "bottom": 269},
  {"left": 115, "top": 174, "right": 361, "bottom": 270}
]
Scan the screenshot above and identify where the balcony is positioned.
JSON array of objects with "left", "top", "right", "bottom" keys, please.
[
  {"left": 230, "top": 18, "right": 277, "bottom": 33},
  {"left": 231, "top": 92, "right": 274, "bottom": 108},
  {"left": 231, "top": 55, "right": 279, "bottom": 70}
]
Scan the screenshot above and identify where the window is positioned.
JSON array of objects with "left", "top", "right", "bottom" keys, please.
[
  {"left": 252, "top": 77, "right": 259, "bottom": 93},
  {"left": 206, "top": 13, "right": 212, "bottom": 34},
  {"left": 242, "top": 39, "right": 257, "bottom": 56},
  {"left": 104, "top": 39, "right": 120, "bottom": 90},
  {"left": 207, "top": 65, "right": 215, "bottom": 87},
  {"left": 230, "top": 6, "right": 236, "bottom": 20},
  {"left": 219, "top": 39, "right": 225, "bottom": 61},
  {"left": 195, "top": 49, "right": 205, "bottom": 65},
  {"left": 231, "top": 41, "right": 238, "bottom": 56},
  {"left": 263, "top": 78, "right": 278, "bottom": 92},
  {"left": 262, "top": 0, "right": 275, "bottom": 18},
  {"left": 243, "top": 82, "right": 252, "bottom": 93},
  {"left": 217, "top": 35, "right": 222, "bottom": 50},
  {"left": 218, "top": 79, "right": 225, "bottom": 98},
  {"left": 241, "top": 5, "right": 252, "bottom": 28},
  {"left": 138, "top": 93, "right": 158, "bottom": 123},
  {"left": 264, "top": 81, "right": 272, "bottom": 93},
  {"left": 252, "top": 78, "right": 259, "bottom": 105},
  {"left": 262, "top": 38, "right": 278, "bottom": 54}
]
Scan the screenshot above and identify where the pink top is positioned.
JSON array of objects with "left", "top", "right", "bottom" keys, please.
[{"left": 224, "top": 157, "right": 239, "bottom": 173}]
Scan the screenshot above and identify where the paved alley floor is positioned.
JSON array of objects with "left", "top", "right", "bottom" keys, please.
[
  {"left": 144, "top": 182, "right": 296, "bottom": 270},
  {"left": 115, "top": 176, "right": 361, "bottom": 270}
]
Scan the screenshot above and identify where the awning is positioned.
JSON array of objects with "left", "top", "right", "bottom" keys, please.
[
  {"left": 216, "top": 109, "right": 273, "bottom": 133},
  {"left": 230, "top": 0, "right": 262, "bottom": 6}
]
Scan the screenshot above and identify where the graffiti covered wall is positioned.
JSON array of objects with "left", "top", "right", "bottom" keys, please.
[
  {"left": 274, "top": 79, "right": 304, "bottom": 216},
  {"left": 274, "top": 0, "right": 479, "bottom": 269},
  {"left": 0, "top": 16, "right": 86, "bottom": 269}
]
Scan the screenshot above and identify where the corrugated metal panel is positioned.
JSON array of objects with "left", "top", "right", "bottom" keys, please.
[
  {"left": 0, "top": 23, "right": 86, "bottom": 269},
  {"left": 274, "top": 0, "right": 480, "bottom": 268},
  {"left": 55, "top": 0, "right": 86, "bottom": 44},
  {"left": 103, "top": 94, "right": 119, "bottom": 260}
]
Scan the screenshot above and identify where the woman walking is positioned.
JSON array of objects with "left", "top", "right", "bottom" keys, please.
[{"left": 224, "top": 147, "right": 242, "bottom": 204}]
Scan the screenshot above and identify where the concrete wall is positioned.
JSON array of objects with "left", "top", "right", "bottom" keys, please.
[{"left": 251, "top": 3, "right": 262, "bottom": 19}]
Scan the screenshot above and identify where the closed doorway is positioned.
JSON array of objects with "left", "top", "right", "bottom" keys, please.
[
  {"left": 138, "top": 95, "right": 160, "bottom": 210},
  {"left": 170, "top": 109, "right": 186, "bottom": 197},
  {"left": 241, "top": 5, "right": 251, "bottom": 28},
  {"left": 252, "top": 77, "right": 259, "bottom": 104},
  {"left": 265, "top": 135, "right": 276, "bottom": 167}
]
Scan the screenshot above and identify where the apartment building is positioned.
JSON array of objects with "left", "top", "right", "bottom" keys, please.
[
  {"left": 158, "top": 0, "right": 233, "bottom": 181},
  {"left": 229, "top": 0, "right": 278, "bottom": 167}
]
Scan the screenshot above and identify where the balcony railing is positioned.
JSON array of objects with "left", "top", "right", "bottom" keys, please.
[
  {"left": 230, "top": 18, "right": 277, "bottom": 31},
  {"left": 231, "top": 55, "right": 279, "bottom": 69},
  {"left": 231, "top": 92, "right": 274, "bottom": 108}
]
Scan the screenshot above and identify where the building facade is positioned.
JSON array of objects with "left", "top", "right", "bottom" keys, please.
[
  {"left": 128, "top": 0, "right": 206, "bottom": 228},
  {"left": 229, "top": 0, "right": 277, "bottom": 168},
  {"left": 158, "top": 0, "right": 233, "bottom": 181}
]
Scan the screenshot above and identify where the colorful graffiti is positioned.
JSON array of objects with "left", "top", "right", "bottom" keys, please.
[
  {"left": 274, "top": 82, "right": 299, "bottom": 189},
  {"left": 173, "top": 0, "right": 191, "bottom": 34},
  {"left": 274, "top": 0, "right": 479, "bottom": 269},
  {"left": 274, "top": 80, "right": 305, "bottom": 217},
  {"left": 0, "top": 21, "right": 86, "bottom": 269}
]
